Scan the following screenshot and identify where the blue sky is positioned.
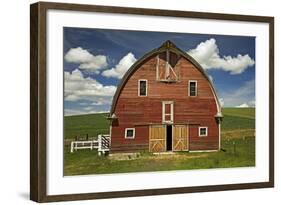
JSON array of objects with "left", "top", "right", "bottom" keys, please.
[{"left": 63, "top": 27, "right": 255, "bottom": 116}]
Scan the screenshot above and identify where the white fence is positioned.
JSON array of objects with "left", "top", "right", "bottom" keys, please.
[
  {"left": 70, "top": 134, "right": 110, "bottom": 156},
  {"left": 97, "top": 134, "right": 110, "bottom": 155}
]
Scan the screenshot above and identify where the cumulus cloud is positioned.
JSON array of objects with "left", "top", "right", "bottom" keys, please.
[
  {"left": 187, "top": 38, "right": 255, "bottom": 74},
  {"left": 64, "top": 47, "right": 107, "bottom": 72},
  {"left": 102, "top": 52, "right": 137, "bottom": 79},
  {"left": 235, "top": 100, "right": 255, "bottom": 108},
  {"left": 64, "top": 69, "right": 116, "bottom": 102}
]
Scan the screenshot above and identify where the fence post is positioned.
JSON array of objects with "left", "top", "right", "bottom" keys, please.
[
  {"left": 98, "top": 134, "right": 102, "bottom": 156},
  {"left": 70, "top": 141, "right": 74, "bottom": 153},
  {"left": 90, "top": 140, "right": 93, "bottom": 150}
]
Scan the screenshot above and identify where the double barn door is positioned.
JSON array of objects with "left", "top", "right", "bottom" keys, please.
[{"left": 149, "top": 125, "right": 188, "bottom": 152}]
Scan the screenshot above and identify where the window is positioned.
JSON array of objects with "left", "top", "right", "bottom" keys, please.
[
  {"left": 199, "top": 127, "right": 208, "bottom": 137},
  {"left": 138, "top": 79, "right": 147, "bottom": 96},
  {"left": 162, "top": 101, "right": 174, "bottom": 123},
  {"left": 125, "top": 128, "right": 135, "bottom": 139},
  {"left": 189, "top": 80, "right": 197, "bottom": 96}
]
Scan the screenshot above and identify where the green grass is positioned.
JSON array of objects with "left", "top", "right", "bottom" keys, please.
[
  {"left": 64, "top": 108, "right": 255, "bottom": 175},
  {"left": 222, "top": 107, "right": 255, "bottom": 119},
  {"left": 64, "top": 136, "right": 255, "bottom": 175},
  {"left": 221, "top": 108, "right": 255, "bottom": 131},
  {"left": 64, "top": 113, "right": 110, "bottom": 140}
]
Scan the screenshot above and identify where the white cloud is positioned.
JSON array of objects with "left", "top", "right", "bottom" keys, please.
[
  {"left": 64, "top": 47, "right": 107, "bottom": 72},
  {"left": 102, "top": 52, "right": 137, "bottom": 79},
  {"left": 220, "top": 79, "right": 255, "bottom": 107},
  {"left": 235, "top": 100, "right": 255, "bottom": 108},
  {"left": 236, "top": 103, "right": 250, "bottom": 108},
  {"left": 83, "top": 106, "right": 96, "bottom": 111},
  {"left": 91, "top": 98, "right": 112, "bottom": 106},
  {"left": 64, "top": 69, "right": 116, "bottom": 102},
  {"left": 187, "top": 38, "right": 255, "bottom": 74}
]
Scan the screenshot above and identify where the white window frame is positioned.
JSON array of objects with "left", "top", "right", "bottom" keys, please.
[
  {"left": 162, "top": 101, "right": 174, "bottom": 123},
  {"left": 199, "top": 127, "right": 208, "bottom": 137},
  {"left": 125, "top": 128, "right": 135, "bottom": 139},
  {"left": 138, "top": 79, "right": 148, "bottom": 96},
  {"left": 188, "top": 80, "right": 197, "bottom": 97}
]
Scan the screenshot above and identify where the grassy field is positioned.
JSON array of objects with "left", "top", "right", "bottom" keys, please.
[
  {"left": 64, "top": 113, "right": 110, "bottom": 140},
  {"left": 64, "top": 108, "right": 255, "bottom": 176},
  {"left": 221, "top": 108, "right": 255, "bottom": 131}
]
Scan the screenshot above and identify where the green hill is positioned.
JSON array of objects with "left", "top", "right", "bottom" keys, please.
[
  {"left": 64, "top": 108, "right": 255, "bottom": 139},
  {"left": 221, "top": 108, "right": 255, "bottom": 131},
  {"left": 222, "top": 107, "right": 255, "bottom": 119},
  {"left": 64, "top": 113, "right": 110, "bottom": 140}
]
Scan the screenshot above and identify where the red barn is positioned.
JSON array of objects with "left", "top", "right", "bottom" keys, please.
[{"left": 108, "top": 40, "right": 223, "bottom": 153}]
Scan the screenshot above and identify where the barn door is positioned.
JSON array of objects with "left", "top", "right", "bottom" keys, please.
[
  {"left": 173, "top": 125, "right": 188, "bottom": 151},
  {"left": 149, "top": 125, "right": 166, "bottom": 152}
]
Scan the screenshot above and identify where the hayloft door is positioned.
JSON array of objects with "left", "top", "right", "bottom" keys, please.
[
  {"left": 173, "top": 125, "right": 189, "bottom": 151},
  {"left": 149, "top": 125, "right": 166, "bottom": 152}
]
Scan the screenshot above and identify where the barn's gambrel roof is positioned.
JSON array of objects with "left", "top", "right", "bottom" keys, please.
[{"left": 109, "top": 40, "right": 222, "bottom": 117}]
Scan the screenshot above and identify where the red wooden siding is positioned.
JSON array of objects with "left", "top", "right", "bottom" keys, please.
[{"left": 110, "top": 51, "right": 219, "bottom": 152}]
